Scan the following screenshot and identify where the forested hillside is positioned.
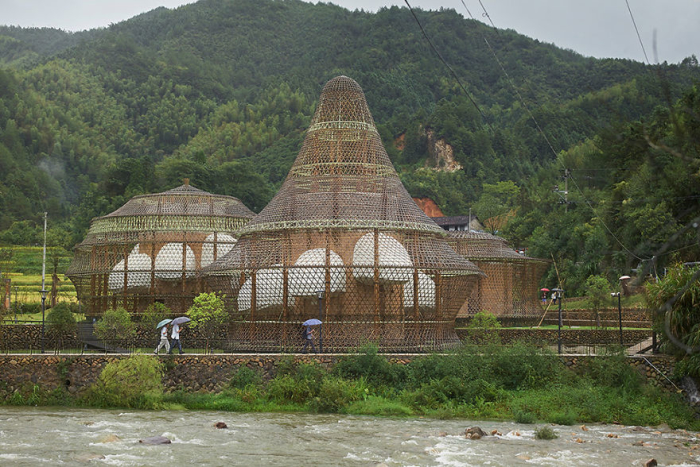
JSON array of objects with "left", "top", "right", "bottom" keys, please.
[{"left": 0, "top": 0, "right": 698, "bottom": 293}]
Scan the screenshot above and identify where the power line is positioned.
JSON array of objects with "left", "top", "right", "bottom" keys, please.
[
  {"left": 624, "top": 0, "right": 651, "bottom": 65},
  {"left": 403, "top": 0, "right": 485, "bottom": 122},
  {"left": 458, "top": 0, "right": 648, "bottom": 262}
]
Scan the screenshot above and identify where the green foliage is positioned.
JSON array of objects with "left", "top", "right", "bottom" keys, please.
[
  {"left": 585, "top": 275, "right": 611, "bottom": 312},
  {"left": 230, "top": 366, "right": 263, "bottom": 390},
  {"left": 139, "top": 302, "right": 171, "bottom": 329},
  {"left": 87, "top": 355, "right": 164, "bottom": 409},
  {"left": 93, "top": 307, "right": 136, "bottom": 342},
  {"left": 308, "top": 376, "right": 367, "bottom": 413},
  {"left": 465, "top": 311, "right": 502, "bottom": 343},
  {"left": 45, "top": 302, "right": 76, "bottom": 336},
  {"left": 186, "top": 292, "right": 228, "bottom": 341},
  {"left": 468, "top": 311, "right": 502, "bottom": 329},
  {"left": 266, "top": 361, "right": 326, "bottom": 405},
  {"left": 513, "top": 409, "right": 537, "bottom": 424},
  {"left": 646, "top": 264, "right": 700, "bottom": 377},
  {"left": 333, "top": 343, "right": 407, "bottom": 389},
  {"left": 534, "top": 426, "right": 558, "bottom": 440}
]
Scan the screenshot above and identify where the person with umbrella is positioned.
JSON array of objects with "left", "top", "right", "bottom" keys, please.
[
  {"left": 154, "top": 319, "right": 172, "bottom": 355},
  {"left": 301, "top": 318, "right": 320, "bottom": 354},
  {"left": 168, "top": 317, "right": 190, "bottom": 355}
]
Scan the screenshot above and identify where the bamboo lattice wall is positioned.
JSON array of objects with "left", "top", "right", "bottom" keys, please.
[
  {"left": 447, "top": 231, "right": 550, "bottom": 319},
  {"left": 67, "top": 183, "right": 255, "bottom": 317},
  {"left": 205, "top": 76, "right": 483, "bottom": 352}
]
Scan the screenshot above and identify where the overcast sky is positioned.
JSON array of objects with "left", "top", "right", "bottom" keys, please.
[{"left": 3, "top": 0, "right": 699, "bottom": 64}]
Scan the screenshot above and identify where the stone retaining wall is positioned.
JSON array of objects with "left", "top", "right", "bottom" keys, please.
[
  {"left": 2, "top": 325, "right": 652, "bottom": 352},
  {"left": 0, "top": 353, "right": 678, "bottom": 398},
  {"left": 456, "top": 328, "right": 652, "bottom": 345}
]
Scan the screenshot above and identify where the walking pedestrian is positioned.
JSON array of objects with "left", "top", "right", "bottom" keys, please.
[
  {"left": 168, "top": 322, "right": 184, "bottom": 354},
  {"left": 154, "top": 324, "right": 170, "bottom": 354},
  {"left": 301, "top": 326, "right": 316, "bottom": 354}
]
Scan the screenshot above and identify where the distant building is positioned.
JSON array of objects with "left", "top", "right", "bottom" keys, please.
[{"left": 431, "top": 215, "right": 483, "bottom": 232}]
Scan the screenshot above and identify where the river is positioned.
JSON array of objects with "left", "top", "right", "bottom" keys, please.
[{"left": 0, "top": 407, "right": 698, "bottom": 466}]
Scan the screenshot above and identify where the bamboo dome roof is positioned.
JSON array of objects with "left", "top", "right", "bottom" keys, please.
[
  {"left": 447, "top": 231, "right": 548, "bottom": 263},
  {"left": 78, "top": 181, "right": 255, "bottom": 244}
]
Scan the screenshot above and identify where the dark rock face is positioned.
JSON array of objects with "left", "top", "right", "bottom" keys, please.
[
  {"left": 139, "top": 436, "right": 171, "bottom": 445},
  {"left": 643, "top": 459, "right": 657, "bottom": 467}
]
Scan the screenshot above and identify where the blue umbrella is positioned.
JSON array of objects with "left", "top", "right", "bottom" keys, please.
[
  {"left": 156, "top": 318, "right": 172, "bottom": 329},
  {"left": 171, "top": 316, "right": 191, "bottom": 326},
  {"left": 302, "top": 318, "right": 322, "bottom": 326}
]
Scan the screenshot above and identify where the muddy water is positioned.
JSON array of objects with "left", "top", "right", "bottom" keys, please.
[{"left": 0, "top": 407, "right": 698, "bottom": 466}]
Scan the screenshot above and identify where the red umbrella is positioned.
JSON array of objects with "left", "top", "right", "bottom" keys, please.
[{"left": 540, "top": 288, "right": 550, "bottom": 292}]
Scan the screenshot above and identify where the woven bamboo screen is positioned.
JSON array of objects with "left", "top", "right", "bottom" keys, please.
[
  {"left": 205, "top": 76, "right": 483, "bottom": 352},
  {"left": 447, "top": 231, "right": 550, "bottom": 319},
  {"left": 67, "top": 182, "right": 255, "bottom": 317}
]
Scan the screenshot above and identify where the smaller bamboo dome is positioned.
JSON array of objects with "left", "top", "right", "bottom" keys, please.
[
  {"left": 447, "top": 231, "right": 550, "bottom": 320},
  {"left": 67, "top": 181, "right": 255, "bottom": 317}
]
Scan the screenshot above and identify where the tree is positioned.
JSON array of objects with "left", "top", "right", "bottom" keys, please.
[
  {"left": 140, "top": 302, "right": 171, "bottom": 330},
  {"left": 646, "top": 264, "right": 700, "bottom": 377},
  {"left": 94, "top": 307, "right": 136, "bottom": 343},
  {"left": 584, "top": 274, "right": 611, "bottom": 328},
  {"left": 186, "top": 292, "right": 228, "bottom": 352},
  {"left": 46, "top": 302, "right": 77, "bottom": 348},
  {"left": 473, "top": 181, "right": 520, "bottom": 234}
]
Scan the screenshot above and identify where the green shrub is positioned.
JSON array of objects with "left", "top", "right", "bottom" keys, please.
[
  {"left": 266, "top": 374, "right": 316, "bottom": 404},
  {"left": 333, "top": 343, "right": 407, "bottom": 389},
  {"left": 308, "top": 376, "right": 367, "bottom": 413},
  {"left": 230, "top": 366, "right": 263, "bottom": 390},
  {"left": 549, "top": 411, "right": 577, "bottom": 426},
  {"left": 94, "top": 307, "right": 136, "bottom": 342},
  {"left": 513, "top": 409, "right": 537, "bottom": 424},
  {"left": 492, "top": 343, "right": 563, "bottom": 390},
  {"left": 535, "top": 426, "right": 558, "bottom": 440},
  {"left": 86, "top": 355, "right": 163, "bottom": 409},
  {"left": 583, "top": 348, "right": 642, "bottom": 394},
  {"left": 46, "top": 303, "right": 77, "bottom": 338},
  {"left": 465, "top": 311, "right": 502, "bottom": 343}
]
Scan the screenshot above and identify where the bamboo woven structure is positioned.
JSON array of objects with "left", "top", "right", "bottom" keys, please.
[
  {"left": 67, "top": 182, "right": 255, "bottom": 317},
  {"left": 206, "top": 76, "right": 483, "bottom": 352},
  {"left": 447, "top": 231, "right": 550, "bottom": 319}
]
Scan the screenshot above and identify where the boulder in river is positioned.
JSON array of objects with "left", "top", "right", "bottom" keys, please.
[
  {"left": 464, "top": 427, "right": 487, "bottom": 440},
  {"left": 643, "top": 459, "right": 657, "bottom": 467},
  {"left": 139, "top": 436, "right": 171, "bottom": 445},
  {"left": 214, "top": 422, "right": 228, "bottom": 429},
  {"left": 98, "top": 434, "right": 121, "bottom": 443}
]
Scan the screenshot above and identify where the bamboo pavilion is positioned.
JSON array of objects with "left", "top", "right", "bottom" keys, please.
[
  {"left": 205, "top": 76, "right": 483, "bottom": 351},
  {"left": 67, "top": 181, "right": 255, "bottom": 317},
  {"left": 447, "top": 231, "right": 549, "bottom": 320}
]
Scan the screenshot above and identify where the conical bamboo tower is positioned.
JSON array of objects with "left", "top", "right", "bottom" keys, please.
[
  {"left": 67, "top": 181, "right": 255, "bottom": 317},
  {"left": 207, "top": 76, "right": 482, "bottom": 351}
]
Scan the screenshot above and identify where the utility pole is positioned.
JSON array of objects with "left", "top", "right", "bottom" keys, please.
[
  {"left": 41, "top": 212, "right": 47, "bottom": 354},
  {"left": 553, "top": 168, "right": 571, "bottom": 212}
]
